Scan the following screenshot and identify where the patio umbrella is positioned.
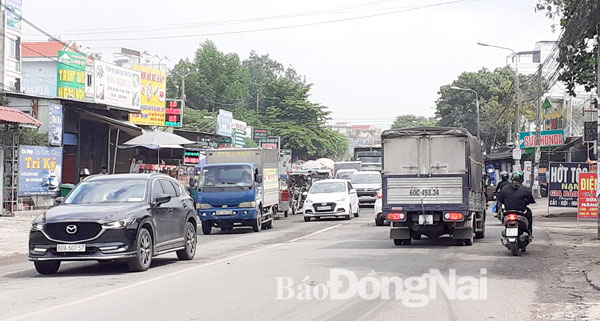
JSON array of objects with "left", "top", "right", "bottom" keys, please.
[{"left": 121, "top": 130, "right": 195, "bottom": 169}]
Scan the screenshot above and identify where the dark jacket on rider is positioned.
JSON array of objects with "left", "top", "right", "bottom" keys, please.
[
  {"left": 495, "top": 180, "right": 510, "bottom": 194},
  {"left": 497, "top": 183, "right": 535, "bottom": 211}
]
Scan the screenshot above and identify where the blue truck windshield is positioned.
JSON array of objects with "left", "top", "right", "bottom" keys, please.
[{"left": 200, "top": 165, "right": 253, "bottom": 188}]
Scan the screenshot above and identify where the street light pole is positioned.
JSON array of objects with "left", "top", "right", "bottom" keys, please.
[
  {"left": 450, "top": 86, "right": 480, "bottom": 141},
  {"left": 478, "top": 42, "right": 521, "bottom": 170}
]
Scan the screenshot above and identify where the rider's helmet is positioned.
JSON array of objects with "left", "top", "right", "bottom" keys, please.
[
  {"left": 500, "top": 171, "right": 509, "bottom": 181},
  {"left": 511, "top": 171, "right": 524, "bottom": 183}
]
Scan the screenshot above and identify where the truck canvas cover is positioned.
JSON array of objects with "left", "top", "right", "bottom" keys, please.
[{"left": 381, "top": 127, "right": 483, "bottom": 205}]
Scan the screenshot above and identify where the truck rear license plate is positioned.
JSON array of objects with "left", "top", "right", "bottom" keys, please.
[
  {"left": 215, "top": 210, "right": 233, "bottom": 215},
  {"left": 506, "top": 228, "right": 518, "bottom": 237},
  {"left": 418, "top": 214, "right": 434, "bottom": 225},
  {"left": 56, "top": 244, "right": 86, "bottom": 252},
  {"left": 317, "top": 206, "right": 331, "bottom": 211}
]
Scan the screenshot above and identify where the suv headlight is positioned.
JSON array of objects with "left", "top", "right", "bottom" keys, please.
[
  {"left": 103, "top": 217, "right": 136, "bottom": 229},
  {"left": 197, "top": 203, "right": 213, "bottom": 209},
  {"left": 31, "top": 222, "right": 44, "bottom": 231},
  {"left": 239, "top": 201, "right": 256, "bottom": 208},
  {"left": 305, "top": 199, "right": 313, "bottom": 204},
  {"left": 335, "top": 197, "right": 346, "bottom": 203}
]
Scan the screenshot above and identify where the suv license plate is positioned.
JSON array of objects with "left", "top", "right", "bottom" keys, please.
[
  {"left": 418, "top": 214, "right": 434, "bottom": 225},
  {"left": 56, "top": 244, "right": 86, "bottom": 252},
  {"left": 506, "top": 228, "right": 519, "bottom": 237}
]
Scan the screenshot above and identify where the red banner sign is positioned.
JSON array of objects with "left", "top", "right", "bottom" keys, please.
[{"left": 578, "top": 173, "right": 598, "bottom": 221}]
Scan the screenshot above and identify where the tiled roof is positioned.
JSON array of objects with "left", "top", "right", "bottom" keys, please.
[
  {"left": 0, "top": 106, "right": 43, "bottom": 126},
  {"left": 22, "top": 41, "right": 65, "bottom": 58}
]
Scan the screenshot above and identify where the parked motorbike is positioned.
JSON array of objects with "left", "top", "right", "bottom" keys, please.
[{"left": 501, "top": 209, "right": 531, "bottom": 256}]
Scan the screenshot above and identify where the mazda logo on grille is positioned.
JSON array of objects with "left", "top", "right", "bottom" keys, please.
[{"left": 66, "top": 224, "right": 77, "bottom": 234}]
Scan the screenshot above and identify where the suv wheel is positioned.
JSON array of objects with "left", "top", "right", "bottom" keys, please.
[
  {"left": 34, "top": 261, "right": 61, "bottom": 275},
  {"left": 177, "top": 222, "right": 197, "bottom": 260},
  {"left": 129, "top": 227, "right": 153, "bottom": 272}
]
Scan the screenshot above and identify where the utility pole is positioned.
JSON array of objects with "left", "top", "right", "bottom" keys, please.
[
  {"left": 533, "top": 63, "right": 543, "bottom": 198},
  {"left": 514, "top": 53, "right": 522, "bottom": 172},
  {"left": 596, "top": 27, "right": 599, "bottom": 239}
]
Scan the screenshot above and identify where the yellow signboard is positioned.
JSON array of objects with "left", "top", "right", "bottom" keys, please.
[
  {"left": 129, "top": 65, "right": 166, "bottom": 126},
  {"left": 263, "top": 168, "right": 279, "bottom": 191}
]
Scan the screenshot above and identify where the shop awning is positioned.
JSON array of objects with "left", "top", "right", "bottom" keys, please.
[
  {"left": 0, "top": 106, "right": 42, "bottom": 127},
  {"left": 79, "top": 110, "right": 142, "bottom": 136}
]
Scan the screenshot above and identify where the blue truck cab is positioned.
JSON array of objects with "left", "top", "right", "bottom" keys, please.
[{"left": 194, "top": 148, "right": 280, "bottom": 234}]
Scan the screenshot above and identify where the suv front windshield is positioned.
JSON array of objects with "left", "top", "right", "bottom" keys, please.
[
  {"left": 352, "top": 174, "right": 382, "bottom": 184},
  {"left": 200, "top": 165, "right": 253, "bottom": 187},
  {"left": 310, "top": 182, "right": 346, "bottom": 194},
  {"left": 65, "top": 180, "right": 147, "bottom": 204}
]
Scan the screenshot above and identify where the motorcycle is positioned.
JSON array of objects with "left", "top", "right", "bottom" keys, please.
[{"left": 501, "top": 209, "right": 531, "bottom": 256}]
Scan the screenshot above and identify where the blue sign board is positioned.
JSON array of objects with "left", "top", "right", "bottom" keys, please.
[
  {"left": 18, "top": 145, "right": 63, "bottom": 196},
  {"left": 48, "top": 104, "right": 63, "bottom": 146}
]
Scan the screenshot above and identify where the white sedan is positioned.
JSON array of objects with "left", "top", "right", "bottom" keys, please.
[{"left": 303, "top": 179, "right": 359, "bottom": 221}]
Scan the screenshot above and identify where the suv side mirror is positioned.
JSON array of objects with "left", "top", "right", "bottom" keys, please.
[
  {"left": 55, "top": 197, "right": 64, "bottom": 206},
  {"left": 350, "top": 189, "right": 357, "bottom": 194},
  {"left": 153, "top": 194, "right": 171, "bottom": 207},
  {"left": 255, "top": 174, "right": 263, "bottom": 184}
]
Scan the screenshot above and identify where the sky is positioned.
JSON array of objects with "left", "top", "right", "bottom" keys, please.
[{"left": 22, "top": 0, "right": 558, "bottom": 129}]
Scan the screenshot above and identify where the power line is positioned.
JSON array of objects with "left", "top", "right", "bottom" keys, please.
[
  {"left": 46, "top": 0, "right": 480, "bottom": 42},
  {"left": 23, "top": 0, "right": 409, "bottom": 37}
]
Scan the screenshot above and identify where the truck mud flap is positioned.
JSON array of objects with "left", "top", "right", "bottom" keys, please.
[
  {"left": 390, "top": 227, "right": 410, "bottom": 240},
  {"left": 452, "top": 227, "right": 473, "bottom": 240}
]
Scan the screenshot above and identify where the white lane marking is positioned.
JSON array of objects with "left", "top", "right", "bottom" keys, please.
[{"left": 3, "top": 223, "right": 343, "bottom": 321}]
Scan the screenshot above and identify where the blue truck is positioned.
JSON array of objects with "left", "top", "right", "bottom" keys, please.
[
  {"left": 194, "top": 148, "right": 280, "bottom": 234},
  {"left": 381, "top": 127, "right": 486, "bottom": 246}
]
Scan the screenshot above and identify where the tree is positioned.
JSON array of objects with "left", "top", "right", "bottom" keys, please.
[
  {"left": 435, "top": 67, "right": 537, "bottom": 151},
  {"left": 168, "top": 43, "right": 349, "bottom": 159},
  {"left": 392, "top": 114, "right": 437, "bottom": 129},
  {"left": 535, "top": 0, "right": 600, "bottom": 95},
  {"left": 167, "top": 41, "right": 251, "bottom": 112}
]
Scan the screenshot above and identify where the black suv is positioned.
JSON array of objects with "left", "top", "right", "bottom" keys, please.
[{"left": 29, "top": 173, "right": 197, "bottom": 274}]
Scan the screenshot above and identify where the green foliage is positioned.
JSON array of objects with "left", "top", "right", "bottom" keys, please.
[
  {"left": 392, "top": 115, "right": 437, "bottom": 129},
  {"left": 181, "top": 107, "right": 217, "bottom": 133},
  {"left": 167, "top": 40, "right": 251, "bottom": 112},
  {"left": 170, "top": 42, "right": 349, "bottom": 160},
  {"left": 535, "top": 0, "right": 599, "bottom": 95},
  {"left": 435, "top": 67, "right": 537, "bottom": 150}
]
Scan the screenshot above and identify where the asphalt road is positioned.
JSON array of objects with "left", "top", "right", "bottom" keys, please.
[{"left": 0, "top": 207, "right": 598, "bottom": 321}]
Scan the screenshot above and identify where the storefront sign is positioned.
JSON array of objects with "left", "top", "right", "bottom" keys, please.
[
  {"left": 164, "top": 99, "right": 183, "bottom": 127},
  {"left": 130, "top": 65, "right": 166, "bottom": 126},
  {"left": 253, "top": 128, "right": 268, "bottom": 142},
  {"left": 232, "top": 119, "right": 247, "bottom": 148},
  {"left": 523, "top": 161, "right": 532, "bottom": 187},
  {"left": 216, "top": 109, "right": 233, "bottom": 137},
  {"left": 18, "top": 146, "right": 63, "bottom": 196},
  {"left": 519, "top": 129, "right": 564, "bottom": 149},
  {"left": 184, "top": 150, "right": 200, "bottom": 165},
  {"left": 548, "top": 162, "right": 589, "bottom": 207},
  {"left": 584, "top": 121, "right": 597, "bottom": 143},
  {"left": 578, "top": 173, "right": 598, "bottom": 221},
  {"left": 57, "top": 51, "right": 86, "bottom": 100},
  {"left": 94, "top": 60, "right": 141, "bottom": 111},
  {"left": 261, "top": 136, "right": 280, "bottom": 149},
  {"left": 5, "top": 0, "right": 22, "bottom": 30},
  {"left": 48, "top": 104, "right": 62, "bottom": 146}
]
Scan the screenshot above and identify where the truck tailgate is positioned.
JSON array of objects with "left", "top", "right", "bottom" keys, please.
[{"left": 386, "top": 176, "right": 463, "bottom": 205}]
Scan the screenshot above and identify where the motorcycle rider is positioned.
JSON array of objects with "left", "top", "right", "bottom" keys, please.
[
  {"left": 494, "top": 171, "right": 511, "bottom": 217},
  {"left": 497, "top": 171, "right": 535, "bottom": 236}
]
